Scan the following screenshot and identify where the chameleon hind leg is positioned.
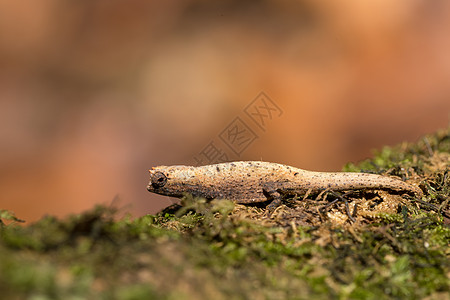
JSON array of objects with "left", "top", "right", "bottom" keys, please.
[{"left": 263, "top": 189, "right": 283, "bottom": 216}]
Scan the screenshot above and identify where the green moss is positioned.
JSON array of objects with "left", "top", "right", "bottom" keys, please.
[{"left": 1, "top": 127, "right": 449, "bottom": 299}]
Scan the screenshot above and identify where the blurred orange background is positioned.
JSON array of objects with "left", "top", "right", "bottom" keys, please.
[{"left": 1, "top": 0, "right": 449, "bottom": 222}]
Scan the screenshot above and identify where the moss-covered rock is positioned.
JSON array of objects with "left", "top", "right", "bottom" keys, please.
[{"left": 1, "top": 128, "right": 449, "bottom": 299}]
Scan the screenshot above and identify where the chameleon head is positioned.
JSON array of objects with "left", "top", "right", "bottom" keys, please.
[{"left": 147, "top": 165, "right": 194, "bottom": 197}]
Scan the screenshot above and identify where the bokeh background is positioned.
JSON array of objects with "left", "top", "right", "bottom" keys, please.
[{"left": 1, "top": 0, "right": 449, "bottom": 222}]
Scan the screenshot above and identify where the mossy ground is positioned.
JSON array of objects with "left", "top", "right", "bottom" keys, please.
[{"left": 1, "top": 128, "right": 449, "bottom": 299}]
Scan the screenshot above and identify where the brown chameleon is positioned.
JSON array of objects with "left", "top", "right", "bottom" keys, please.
[{"left": 146, "top": 161, "right": 422, "bottom": 210}]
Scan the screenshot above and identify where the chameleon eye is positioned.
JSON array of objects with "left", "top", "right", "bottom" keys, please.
[{"left": 151, "top": 171, "right": 167, "bottom": 188}]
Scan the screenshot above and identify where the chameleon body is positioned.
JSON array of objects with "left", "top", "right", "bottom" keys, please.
[{"left": 147, "top": 161, "right": 422, "bottom": 208}]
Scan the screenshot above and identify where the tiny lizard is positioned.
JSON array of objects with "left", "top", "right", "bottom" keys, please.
[{"left": 146, "top": 161, "right": 422, "bottom": 210}]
